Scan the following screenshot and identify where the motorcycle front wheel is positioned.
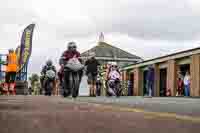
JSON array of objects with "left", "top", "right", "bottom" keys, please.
[
  {"left": 45, "top": 80, "right": 54, "bottom": 96},
  {"left": 71, "top": 72, "right": 80, "bottom": 98},
  {"left": 115, "top": 82, "right": 121, "bottom": 97}
]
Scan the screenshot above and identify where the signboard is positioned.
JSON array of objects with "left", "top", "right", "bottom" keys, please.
[
  {"left": 18, "top": 24, "right": 35, "bottom": 71},
  {"left": 0, "top": 55, "right": 2, "bottom": 81}
]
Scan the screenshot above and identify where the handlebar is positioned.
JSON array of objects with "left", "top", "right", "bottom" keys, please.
[
  {"left": 60, "top": 56, "right": 81, "bottom": 59},
  {"left": 60, "top": 57, "right": 66, "bottom": 59}
]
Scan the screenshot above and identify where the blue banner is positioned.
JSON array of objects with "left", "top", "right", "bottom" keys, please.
[{"left": 19, "top": 24, "right": 35, "bottom": 71}]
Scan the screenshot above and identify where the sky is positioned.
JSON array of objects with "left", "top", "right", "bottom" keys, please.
[{"left": 1, "top": 0, "right": 200, "bottom": 75}]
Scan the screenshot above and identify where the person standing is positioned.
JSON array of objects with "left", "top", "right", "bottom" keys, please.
[
  {"left": 184, "top": 71, "right": 191, "bottom": 97},
  {"left": 177, "top": 72, "right": 184, "bottom": 96},
  {"left": 85, "top": 52, "right": 100, "bottom": 97},
  {"left": 128, "top": 80, "right": 133, "bottom": 96},
  {"left": 58, "top": 66, "right": 64, "bottom": 92},
  {"left": 33, "top": 80, "right": 40, "bottom": 95},
  {"left": 146, "top": 65, "right": 154, "bottom": 97},
  {"left": 4, "top": 49, "right": 18, "bottom": 95}
]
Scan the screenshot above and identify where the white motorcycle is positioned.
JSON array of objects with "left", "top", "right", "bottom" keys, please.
[{"left": 107, "top": 70, "right": 121, "bottom": 97}]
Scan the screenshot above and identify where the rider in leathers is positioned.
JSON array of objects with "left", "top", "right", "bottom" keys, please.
[
  {"left": 40, "top": 60, "right": 56, "bottom": 95},
  {"left": 59, "top": 42, "right": 83, "bottom": 97}
]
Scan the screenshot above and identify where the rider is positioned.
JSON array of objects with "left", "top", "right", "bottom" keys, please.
[
  {"left": 107, "top": 62, "right": 121, "bottom": 96},
  {"left": 107, "top": 62, "right": 120, "bottom": 81},
  {"left": 59, "top": 41, "right": 83, "bottom": 97},
  {"left": 40, "top": 59, "right": 56, "bottom": 95}
]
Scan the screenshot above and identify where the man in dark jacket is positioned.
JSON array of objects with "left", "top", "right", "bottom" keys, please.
[
  {"left": 40, "top": 59, "right": 56, "bottom": 95},
  {"left": 59, "top": 42, "right": 83, "bottom": 97},
  {"left": 85, "top": 52, "right": 100, "bottom": 97}
]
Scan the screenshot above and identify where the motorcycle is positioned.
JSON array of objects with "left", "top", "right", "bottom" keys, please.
[
  {"left": 107, "top": 79, "right": 121, "bottom": 97},
  {"left": 62, "top": 57, "right": 84, "bottom": 98},
  {"left": 44, "top": 69, "right": 56, "bottom": 96},
  {"left": 96, "top": 76, "right": 101, "bottom": 96},
  {"left": 106, "top": 70, "right": 121, "bottom": 97}
]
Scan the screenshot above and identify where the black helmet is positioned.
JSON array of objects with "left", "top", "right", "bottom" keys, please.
[
  {"left": 67, "top": 41, "right": 77, "bottom": 50},
  {"left": 46, "top": 59, "right": 53, "bottom": 66},
  {"left": 9, "top": 48, "right": 14, "bottom": 53}
]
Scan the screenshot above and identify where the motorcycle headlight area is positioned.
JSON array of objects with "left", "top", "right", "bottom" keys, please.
[{"left": 46, "top": 70, "right": 56, "bottom": 78}]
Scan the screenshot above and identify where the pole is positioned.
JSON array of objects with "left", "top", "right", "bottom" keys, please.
[
  {"left": 0, "top": 55, "right": 2, "bottom": 81},
  {"left": 25, "top": 63, "right": 28, "bottom": 81}
]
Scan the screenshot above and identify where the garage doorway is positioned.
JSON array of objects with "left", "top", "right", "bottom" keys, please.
[{"left": 160, "top": 68, "right": 167, "bottom": 97}]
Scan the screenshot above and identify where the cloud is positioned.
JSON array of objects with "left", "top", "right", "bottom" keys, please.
[
  {"left": 26, "top": 0, "right": 200, "bottom": 41},
  {"left": 0, "top": 0, "right": 200, "bottom": 74},
  {"left": 81, "top": 0, "right": 200, "bottom": 41}
]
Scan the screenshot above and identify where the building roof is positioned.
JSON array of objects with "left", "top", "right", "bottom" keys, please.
[
  {"left": 122, "top": 46, "right": 200, "bottom": 70},
  {"left": 81, "top": 41, "right": 141, "bottom": 60}
]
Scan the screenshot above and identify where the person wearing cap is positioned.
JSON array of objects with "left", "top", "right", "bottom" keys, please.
[
  {"left": 85, "top": 52, "right": 100, "bottom": 97},
  {"left": 4, "top": 48, "right": 18, "bottom": 95}
]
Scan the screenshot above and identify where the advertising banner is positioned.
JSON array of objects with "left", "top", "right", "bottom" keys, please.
[{"left": 18, "top": 24, "right": 35, "bottom": 71}]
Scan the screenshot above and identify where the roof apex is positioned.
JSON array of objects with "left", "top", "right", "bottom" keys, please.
[{"left": 81, "top": 41, "right": 141, "bottom": 60}]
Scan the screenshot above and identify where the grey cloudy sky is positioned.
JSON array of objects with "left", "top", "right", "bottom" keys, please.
[{"left": 1, "top": 0, "right": 200, "bottom": 74}]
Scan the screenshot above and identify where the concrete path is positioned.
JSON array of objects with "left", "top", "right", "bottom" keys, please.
[{"left": 0, "top": 96, "right": 199, "bottom": 133}]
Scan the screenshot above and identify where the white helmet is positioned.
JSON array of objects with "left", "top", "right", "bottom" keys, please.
[{"left": 109, "top": 62, "right": 117, "bottom": 66}]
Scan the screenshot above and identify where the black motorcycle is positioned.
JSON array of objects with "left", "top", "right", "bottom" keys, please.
[
  {"left": 96, "top": 76, "right": 101, "bottom": 96},
  {"left": 44, "top": 70, "right": 56, "bottom": 96},
  {"left": 62, "top": 57, "right": 84, "bottom": 98}
]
